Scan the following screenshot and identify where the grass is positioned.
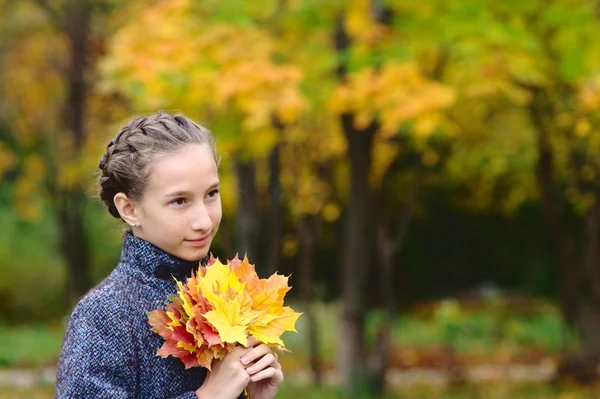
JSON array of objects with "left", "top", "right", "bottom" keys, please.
[
  {"left": 0, "top": 387, "right": 54, "bottom": 399},
  {"left": 0, "top": 297, "right": 585, "bottom": 399},
  {"left": 0, "top": 324, "right": 64, "bottom": 368},
  {"left": 0, "top": 298, "right": 572, "bottom": 369},
  {"left": 283, "top": 298, "right": 571, "bottom": 370},
  {"left": 277, "top": 382, "right": 600, "bottom": 398},
  {"left": 0, "top": 298, "right": 571, "bottom": 370},
  {"left": 2, "top": 383, "right": 600, "bottom": 399}
]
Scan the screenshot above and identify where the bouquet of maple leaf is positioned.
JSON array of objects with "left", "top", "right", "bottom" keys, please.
[{"left": 147, "top": 255, "right": 302, "bottom": 370}]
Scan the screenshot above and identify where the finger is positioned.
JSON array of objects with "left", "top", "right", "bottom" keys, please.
[
  {"left": 230, "top": 345, "right": 253, "bottom": 361},
  {"left": 245, "top": 353, "right": 278, "bottom": 375},
  {"left": 273, "top": 354, "right": 281, "bottom": 370},
  {"left": 240, "top": 344, "right": 272, "bottom": 366},
  {"left": 249, "top": 366, "right": 284, "bottom": 384},
  {"left": 244, "top": 336, "right": 259, "bottom": 348}
]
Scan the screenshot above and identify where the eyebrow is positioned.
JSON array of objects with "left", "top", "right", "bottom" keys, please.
[{"left": 164, "top": 181, "right": 220, "bottom": 198}]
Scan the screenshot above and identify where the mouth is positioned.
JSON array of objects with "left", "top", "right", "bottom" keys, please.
[{"left": 186, "top": 235, "right": 210, "bottom": 247}]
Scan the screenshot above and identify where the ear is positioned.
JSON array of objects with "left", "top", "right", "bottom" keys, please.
[{"left": 113, "top": 192, "right": 140, "bottom": 227}]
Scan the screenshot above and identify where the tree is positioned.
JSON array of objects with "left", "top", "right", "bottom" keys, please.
[
  {"left": 391, "top": 0, "right": 600, "bottom": 379},
  {"left": 0, "top": 0, "right": 109, "bottom": 303},
  {"left": 100, "top": 0, "right": 306, "bottom": 266},
  {"left": 101, "top": 1, "right": 458, "bottom": 396}
]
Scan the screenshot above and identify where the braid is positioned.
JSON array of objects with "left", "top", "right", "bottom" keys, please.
[
  {"left": 97, "top": 125, "right": 137, "bottom": 218},
  {"left": 95, "top": 112, "right": 218, "bottom": 221}
]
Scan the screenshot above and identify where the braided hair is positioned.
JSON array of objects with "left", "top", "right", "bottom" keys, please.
[{"left": 97, "top": 111, "right": 218, "bottom": 220}]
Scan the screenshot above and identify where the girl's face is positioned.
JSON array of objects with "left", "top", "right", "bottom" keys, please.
[{"left": 130, "top": 143, "right": 222, "bottom": 261}]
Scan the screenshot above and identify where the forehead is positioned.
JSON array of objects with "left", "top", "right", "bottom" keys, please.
[{"left": 145, "top": 144, "right": 218, "bottom": 193}]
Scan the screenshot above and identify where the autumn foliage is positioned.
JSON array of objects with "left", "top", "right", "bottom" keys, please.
[{"left": 147, "top": 255, "right": 301, "bottom": 370}]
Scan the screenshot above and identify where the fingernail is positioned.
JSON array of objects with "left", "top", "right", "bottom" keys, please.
[{"left": 241, "top": 356, "right": 248, "bottom": 364}]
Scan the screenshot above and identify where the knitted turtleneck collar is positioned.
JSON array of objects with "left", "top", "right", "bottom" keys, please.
[{"left": 119, "top": 230, "right": 205, "bottom": 281}]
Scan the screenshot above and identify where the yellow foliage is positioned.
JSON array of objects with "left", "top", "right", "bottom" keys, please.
[
  {"left": 12, "top": 155, "right": 46, "bottom": 221},
  {"left": 330, "top": 62, "right": 455, "bottom": 138},
  {"left": 101, "top": 0, "right": 307, "bottom": 144},
  {"left": 216, "top": 155, "right": 238, "bottom": 216},
  {"left": 282, "top": 235, "right": 298, "bottom": 258},
  {"left": 369, "top": 139, "right": 399, "bottom": 188},
  {"left": 322, "top": 202, "right": 342, "bottom": 222},
  {"left": 147, "top": 256, "right": 301, "bottom": 369},
  {"left": 575, "top": 119, "right": 591, "bottom": 138},
  {"left": 1, "top": 3, "right": 65, "bottom": 144},
  {"left": 0, "top": 143, "right": 17, "bottom": 176}
]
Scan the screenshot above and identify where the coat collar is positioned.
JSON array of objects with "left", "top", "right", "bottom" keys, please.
[{"left": 118, "top": 230, "right": 204, "bottom": 282}]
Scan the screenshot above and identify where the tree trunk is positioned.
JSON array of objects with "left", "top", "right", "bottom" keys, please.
[
  {"left": 368, "top": 229, "right": 393, "bottom": 397},
  {"left": 235, "top": 156, "right": 259, "bottom": 260},
  {"left": 266, "top": 143, "right": 283, "bottom": 275},
  {"left": 298, "top": 215, "right": 322, "bottom": 386},
  {"left": 369, "top": 169, "right": 419, "bottom": 395},
  {"left": 528, "top": 90, "right": 600, "bottom": 382},
  {"left": 60, "top": 188, "right": 90, "bottom": 302},
  {"left": 579, "top": 200, "right": 600, "bottom": 355},
  {"left": 339, "top": 114, "right": 376, "bottom": 397},
  {"left": 528, "top": 93, "right": 578, "bottom": 328},
  {"left": 61, "top": 1, "right": 91, "bottom": 303},
  {"left": 558, "top": 200, "right": 600, "bottom": 383}
]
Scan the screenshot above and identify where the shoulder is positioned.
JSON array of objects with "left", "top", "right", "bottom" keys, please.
[
  {"left": 64, "top": 267, "right": 153, "bottom": 347},
  {"left": 59, "top": 270, "right": 140, "bottom": 367},
  {"left": 70, "top": 271, "right": 132, "bottom": 324},
  {"left": 56, "top": 273, "right": 142, "bottom": 397}
]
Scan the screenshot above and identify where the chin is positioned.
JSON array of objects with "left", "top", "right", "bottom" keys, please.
[{"left": 180, "top": 247, "right": 209, "bottom": 261}]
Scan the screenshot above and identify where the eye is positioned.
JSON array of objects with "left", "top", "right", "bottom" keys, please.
[
  {"left": 206, "top": 189, "right": 220, "bottom": 199},
  {"left": 170, "top": 197, "right": 188, "bottom": 206}
]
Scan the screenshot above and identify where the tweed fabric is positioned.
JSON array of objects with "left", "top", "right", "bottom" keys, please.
[{"left": 56, "top": 231, "right": 215, "bottom": 398}]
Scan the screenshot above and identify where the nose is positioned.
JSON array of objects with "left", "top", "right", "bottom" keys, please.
[{"left": 190, "top": 202, "right": 212, "bottom": 232}]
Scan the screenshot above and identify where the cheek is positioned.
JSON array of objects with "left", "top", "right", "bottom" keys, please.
[
  {"left": 144, "top": 204, "right": 180, "bottom": 228},
  {"left": 210, "top": 201, "right": 223, "bottom": 226}
]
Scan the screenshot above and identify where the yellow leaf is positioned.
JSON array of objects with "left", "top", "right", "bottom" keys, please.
[
  {"left": 176, "top": 341, "right": 197, "bottom": 354},
  {"left": 197, "top": 259, "right": 230, "bottom": 301},
  {"left": 166, "top": 311, "right": 182, "bottom": 327},
  {"left": 204, "top": 296, "right": 250, "bottom": 345},
  {"left": 148, "top": 254, "right": 301, "bottom": 369},
  {"left": 248, "top": 307, "right": 302, "bottom": 346}
]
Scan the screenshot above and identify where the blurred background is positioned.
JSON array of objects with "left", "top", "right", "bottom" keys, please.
[{"left": 3, "top": 0, "right": 600, "bottom": 397}]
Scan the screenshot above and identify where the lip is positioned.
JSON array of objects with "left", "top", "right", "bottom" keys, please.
[{"left": 186, "top": 236, "right": 210, "bottom": 246}]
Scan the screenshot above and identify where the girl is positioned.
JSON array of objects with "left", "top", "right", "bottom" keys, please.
[{"left": 56, "top": 112, "right": 283, "bottom": 399}]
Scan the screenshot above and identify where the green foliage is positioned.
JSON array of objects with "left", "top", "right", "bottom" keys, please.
[
  {"left": 284, "top": 298, "right": 570, "bottom": 371},
  {"left": 0, "top": 207, "right": 65, "bottom": 323},
  {"left": 0, "top": 324, "right": 64, "bottom": 368},
  {"left": 0, "top": 193, "right": 124, "bottom": 323},
  {"left": 4, "top": 2, "right": 600, "bottom": 395},
  {"left": 0, "top": 297, "right": 570, "bottom": 369},
  {"left": 0, "top": 388, "right": 55, "bottom": 399}
]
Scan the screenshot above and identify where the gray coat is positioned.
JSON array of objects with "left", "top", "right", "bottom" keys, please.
[{"left": 56, "top": 231, "right": 213, "bottom": 398}]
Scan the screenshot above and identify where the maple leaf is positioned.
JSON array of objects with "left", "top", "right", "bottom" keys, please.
[
  {"left": 248, "top": 306, "right": 302, "bottom": 346},
  {"left": 204, "top": 295, "right": 252, "bottom": 345},
  {"left": 147, "top": 309, "right": 171, "bottom": 339},
  {"left": 147, "top": 254, "right": 301, "bottom": 369},
  {"left": 199, "top": 320, "right": 222, "bottom": 346},
  {"left": 197, "top": 259, "right": 230, "bottom": 303},
  {"left": 196, "top": 347, "right": 215, "bottom": 370}
]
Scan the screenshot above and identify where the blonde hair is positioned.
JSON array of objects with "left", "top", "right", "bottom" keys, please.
[{"left": 97, "top": 111, "right": 218, "bottom": 219}]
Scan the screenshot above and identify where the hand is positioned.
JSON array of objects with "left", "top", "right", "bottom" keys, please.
[
  {"left": 195, "top": 343, "right": 252, "bottom": 399},
  {"left": 240, "top": 339, "right": 284, "bottom": 399}
]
